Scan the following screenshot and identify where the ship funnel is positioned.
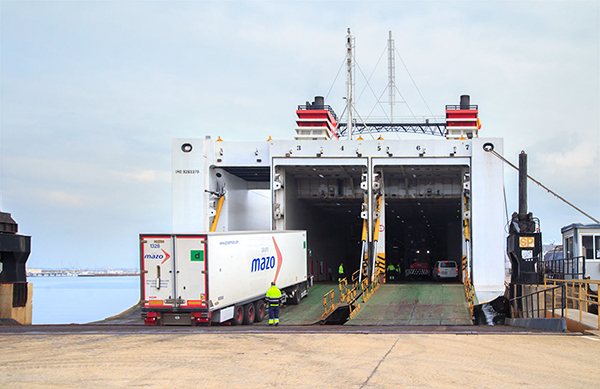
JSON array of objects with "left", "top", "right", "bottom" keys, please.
[
  {"left": 445, "top": 95, "right": 478, "bottom": 140},
  {"left": 313, "top": 96, "right": 324, "bottom": 109},
  {"left": 460, "top": 95, "right": 470, "bottom": 109},
  {"left": 294, "top": 96, "right": 339, "bottom": 140}
]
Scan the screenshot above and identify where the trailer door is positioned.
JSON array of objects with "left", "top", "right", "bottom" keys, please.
[
  {"left": 141, "top": 235, "right": 176, "bottom": 308},
  {"left": 174, "top": 235, "right": 208, "bottom": 309}
]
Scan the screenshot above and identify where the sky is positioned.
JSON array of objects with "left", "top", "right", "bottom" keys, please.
[{"left": 0, "top": 1, "right": 598, "bottom": 270}]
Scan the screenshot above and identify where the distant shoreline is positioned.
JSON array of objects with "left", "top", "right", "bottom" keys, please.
[
  {"left": 27, "top": 271, "right": 140, "bottom": 278},
  {"left": 78, "top": 273, "right": 141, "bottom": 277}
]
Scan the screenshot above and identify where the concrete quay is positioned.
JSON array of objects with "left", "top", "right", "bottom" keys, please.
[{"left": 0, "top": 325, "right": 598, "bottom": 388}]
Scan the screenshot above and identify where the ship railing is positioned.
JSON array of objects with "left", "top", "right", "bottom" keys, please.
[
  {"left": 543, "top": 255, "right": 586, "bottom": 281},
  {"left": 362, "top": 269, "right": 382, "bottom": 303},
  {"left": 297, "top": 104, "right": 338, "bottom": 121},
  {"left": 322, "top": 289, "right": 336, "bottom": 320},
  {"left": 351, "top": 269, "right": 360, "bottom": 284},
  {"left": 509, "top": 284, "right": 565, "bottom": 320},
  {"left": 338, "top": 278, "right": 350, "bottom": 303},
  {"left": 341, "top": 115, "right": 446, "bottom": 123},
  {"left": 323, "top": 268, "right": 382, "bottom": 321},
  {"left": 445, "top": 105, "right": 479, "bottom": 110}
]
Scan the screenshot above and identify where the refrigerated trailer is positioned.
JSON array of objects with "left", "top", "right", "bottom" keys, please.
[{"left": 140, "top": 230, "right": 309, "bottom": 326}]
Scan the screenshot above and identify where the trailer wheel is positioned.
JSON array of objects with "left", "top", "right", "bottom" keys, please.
[
  {"left": 231, "top": 305, "right": 244, "bottom": 326},
  {"left": 243, "top": 303, "right": 255, "bottom": 325},
  {"left": 254, "top": 300, "right": 266, "bottom": 323},
  {"left": 291, "top": 287, "right": 301, "bottom": 305}
]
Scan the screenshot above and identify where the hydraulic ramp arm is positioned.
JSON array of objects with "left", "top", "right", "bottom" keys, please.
[{"left": 206, "top": 187, "right": 226, "bottom": 232}]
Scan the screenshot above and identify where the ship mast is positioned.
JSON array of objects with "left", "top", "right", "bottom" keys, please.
[
  {"left": 388, "top": 31, "right": 395, "bottom": 123},
  {"left": 336, "top": 30, "right": 446, "bottom": 138},
  {"left": 345, "top": 28, "right": 355, "bottom": 139}
]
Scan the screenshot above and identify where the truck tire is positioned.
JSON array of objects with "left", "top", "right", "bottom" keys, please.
[
  {"left": 291, "top": 287, "right": 301, "bottom": 305},
  {"left": 231, "top": 305, "right": 244, "bottom": 326},
  {"left": 254, "top": 300, "right": 266, "bottom": 323},
  {"left": 243, "top": 303, "right": 255, "bottom": 325}
]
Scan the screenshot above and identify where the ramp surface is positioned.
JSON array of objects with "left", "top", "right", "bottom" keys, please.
[
  {"left": 346, "top": 283, "right": 473, "bottom": 326},
  {"left": 274, "top": 283, "right": 339, "bottom": 325}
]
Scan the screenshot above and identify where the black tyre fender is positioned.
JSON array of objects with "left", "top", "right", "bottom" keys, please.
[
  {"left": 231, "top": 305, "right": 244, "bottom": 325},
  {"left": 254, "top": 300, "right": 266, "bottom": 323},
  {"left": 243, "top": 303, "right": 255, "bottom": 325}
]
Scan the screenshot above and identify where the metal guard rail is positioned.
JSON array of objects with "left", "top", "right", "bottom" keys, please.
[
  {"left": 445, "top": 104, "right": 478, "bottom": 110},
  {"left": 322, "top": 271, "right": 360, "bottom": 321},
  {"left": 362, "top": 269, "right": 382, "bottom": 303},
  {"left": 544, "top": 255, "right": 586, "bottom": 280},
  {"left": 322, "top": 268, "right": 384, "bottom": 321},
  {"left": 545, "top": 278, "right": 600, "bottom": 328},
  {"left": 351, "top": 269, "right": 360, "bottom": 284},
  {"left": 297, "top": 104, "right": 338, "bottom": 121},
  {"left": 337, "top": 122, "right": 446, "bottom": 137},
  {"left": 321, "top": 289, "right": 336, "bottom": 320},
  {"left": 509, "top": 284, "right": 565, "bottom": 320}
]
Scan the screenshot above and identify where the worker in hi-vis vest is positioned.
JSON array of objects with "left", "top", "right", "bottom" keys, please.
[
  {"left": 266, "top": 282, "right": 282, "bottom": 326},
  {"left": 387, "top": 263, "right": 395, "bottom": 281},
  {"left": 338, "top": 262, "right": 344, "bottom": 282}
]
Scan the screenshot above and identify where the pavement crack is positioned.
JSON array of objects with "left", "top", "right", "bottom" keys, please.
[{"left": 359, "top": 336, "right": 400, "bottom": 388}]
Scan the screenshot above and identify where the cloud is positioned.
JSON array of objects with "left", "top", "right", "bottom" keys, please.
[
  {"left": 46, "top": 191, "right": 84, "bottom": 206},
  {"left": 1, "top": 1, "right": 598, "bottom": 268},
  {"left": 116, "top": 170, "right": 170, "bottom": 183}
]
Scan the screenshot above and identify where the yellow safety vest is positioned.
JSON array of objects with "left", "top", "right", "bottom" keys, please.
[{"left": 266, "top": 285, "right": 282, "bottom": 306}]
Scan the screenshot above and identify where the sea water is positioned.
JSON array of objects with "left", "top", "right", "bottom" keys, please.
[{"left": 29, "top": 276, "right": 140, "bottom": 325}]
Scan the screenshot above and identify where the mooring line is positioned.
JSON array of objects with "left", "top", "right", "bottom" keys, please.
[{"left": 484, "top": 146, "right": 599, "bottom": 223}]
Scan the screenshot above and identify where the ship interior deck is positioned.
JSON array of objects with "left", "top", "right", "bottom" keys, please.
[
  {"left": 223, "top": 163, "right": 471, "bottom": 325},
  {"left": 279, "top": 164, "right": 465, "bottom": 284}
]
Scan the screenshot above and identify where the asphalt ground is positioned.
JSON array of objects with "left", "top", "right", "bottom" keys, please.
[
  {"left": 2, "top": 283, "right": 598, "bottom": 387},
  {"left": 0, "top": 326, "right": 598, "bottom": 388},
  {"left": 0, "top": 323, "right": 555, "bottom": 335}
]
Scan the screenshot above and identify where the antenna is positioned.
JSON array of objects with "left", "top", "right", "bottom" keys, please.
[
  {"left": 345, "top": 28, "right": 355, "bottom": 139},
  {"left": 335, "top": 30, "right": 445, "bottom": 138},
  {"left": 388, "top": 31, "right": 395, "bottom": 123}
]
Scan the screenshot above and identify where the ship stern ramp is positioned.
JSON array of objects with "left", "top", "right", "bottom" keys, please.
[{"left": 346, "top": 283, "right": 473, "bottom": 326}]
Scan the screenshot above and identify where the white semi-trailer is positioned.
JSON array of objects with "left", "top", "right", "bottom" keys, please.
[{"left": 140, "top": 230, "right": 309, "bottom": 326}]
